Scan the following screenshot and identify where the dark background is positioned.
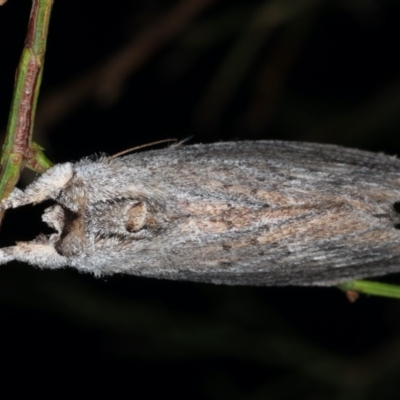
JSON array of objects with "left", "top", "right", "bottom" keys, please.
[{"left": 1, "top": 0, "right": 400, "bottom": 398}]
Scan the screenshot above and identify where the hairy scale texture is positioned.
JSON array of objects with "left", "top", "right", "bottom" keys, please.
[{"left": 1, "top": 140, "right": 400, "bottom": 286}]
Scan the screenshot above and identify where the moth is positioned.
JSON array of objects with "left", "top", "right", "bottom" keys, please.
[{"left": 1, "top": 140, "right": 400, "bottom": 286}]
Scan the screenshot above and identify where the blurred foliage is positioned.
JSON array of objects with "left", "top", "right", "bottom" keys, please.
[{"left": 1, "top": 0, "right": 400, "bottom": 398}]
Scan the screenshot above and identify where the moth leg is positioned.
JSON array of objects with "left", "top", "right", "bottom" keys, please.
[
  {"left": 0, "top": 239, "right": 68, "bottom": 269},
  {"left": 0, "top": 162, "right": 74, "bottom": 211}
]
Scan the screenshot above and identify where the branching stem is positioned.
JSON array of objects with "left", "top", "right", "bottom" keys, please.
[{"left": 0, "top": 0, "right": 54, "bottom": 220}]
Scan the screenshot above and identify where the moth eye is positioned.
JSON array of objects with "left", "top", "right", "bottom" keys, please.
[{"left": 126, "top": 202, "right": 147, "bottom": 232}]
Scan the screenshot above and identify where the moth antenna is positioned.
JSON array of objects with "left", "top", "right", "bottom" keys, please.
[
  {"left": 109, "top": 139, "right": 178, "bottom": 159},
  {"left": 169, "top": 136, "right": 193, "bottom": 148}
]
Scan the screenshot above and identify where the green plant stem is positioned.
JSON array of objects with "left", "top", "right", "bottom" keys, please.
[
  {"left": 29, "top": 141, "right": 53, "bottom": 172},
  {"left": 0, "top": 0, "right": 54, "bottom": 211},
  {"left": 338, "top": 280, "right": 400, "bottom": 300}
]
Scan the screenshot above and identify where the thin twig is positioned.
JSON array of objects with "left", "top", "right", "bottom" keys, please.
[
  {"left": 338, "top": 280, "right": 400, "bottom": 300},
  {"left": 0, "top": 0, "right": 54, "bottom": 223}
]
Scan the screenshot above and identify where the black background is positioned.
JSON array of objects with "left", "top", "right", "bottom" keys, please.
[{"left": 1, "top": 0, "right": 400, "bottom": 398}]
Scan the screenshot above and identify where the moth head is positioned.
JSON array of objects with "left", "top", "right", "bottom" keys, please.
[{"left": 41, "top": 192, "right": 169, "bottom": 257}]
